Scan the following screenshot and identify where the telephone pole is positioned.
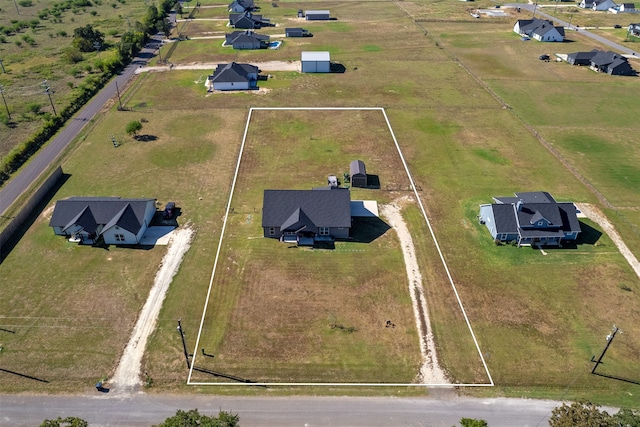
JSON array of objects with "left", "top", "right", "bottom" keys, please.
[
  {"left": 41, "top": 80, "right": 56, "bottom": 116},
  {"left": 177, "top": 318, "right": 191, "bottom": 369},
  {"left": 0, "top": 85, "right": 10, "bottom": 121},
  {"left": 591, "top": 325, "right": 621, "bottom": 374}
]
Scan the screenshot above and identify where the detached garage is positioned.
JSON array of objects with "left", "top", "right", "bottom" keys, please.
[
  {"left": 301, "top": 51, "right": 331, "bottom": 73},
  {"left": 305, "top": 10, "right": 330, "bottom": 20}
]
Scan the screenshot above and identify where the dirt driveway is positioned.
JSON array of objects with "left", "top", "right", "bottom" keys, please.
[{"left": 135, "top": 60, "right": 301, "bottom": 74}]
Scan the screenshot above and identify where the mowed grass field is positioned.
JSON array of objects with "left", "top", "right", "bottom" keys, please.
[{"left": 1, "top": 0, "right": 640, "bottom": 405}]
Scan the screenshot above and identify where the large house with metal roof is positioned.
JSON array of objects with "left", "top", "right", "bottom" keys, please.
[
  {"left": 205, "top": 62, "right": 260, "bottom": 91},
  {"left": 513, "top": 18, "right": 565, "bottom": 42},
  {"left": 49, "top": 197, "right": 156, "bottom": 245},
  {"left": 224, "top": 30, "right": 269, "bottom": 50},
  {"left": 478, "top": 192, "right": 581, "bottom": 247},
  {"left": 262, "top": 189, "right": 351, "bottom": 244}
]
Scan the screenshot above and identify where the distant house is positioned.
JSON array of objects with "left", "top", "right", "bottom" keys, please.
[
  {"left": 513, "top": 19, "right": 564, "bottom": 42},
  {"left": 478, "top": 192, "right": 581, "bottom": 247},
  {"left": 262, "top": 189, "right": 351, "bottom": 244},
  {"left": 228, "top": 0, "right": 255, "bottom": 13},
  {"left": 285, "top": 27, "right": 311, "bottom": 37},
  {"left": 229, "top": 11, "right": 272, "bottom": 29},
  {"left": 205, "top": 62, "right": 260, "bottom": 91},
  {"left": 567, "top": 49, "right": 599, "bottom": 65},
  {"left": 630, "top": 23, "right": 640, "bottom": 37},
  {"left": 49, "top": 197, "right": 156, "bottom": 245},
  {"left": 305, "top": 10, "right": 331, "bottom": 20},
  {"left": 590, "top": 50, "right": 634, "bottom": 75},
  {"left": 225, "top": 30, "right": 269, "bottom": 49},
  {"left": 578, "top": 0, "right": 596, "bottom": 7},
  {"left": 593, "top": 0, "right": 617, "bottom": 10},
  {"left": 350, "top": 160, "right": 367, "bottom": 188},
  {"left": 619, "top": 3, "right": 636, "bottom": 11},
  {"left": 301, "top": 51, "right": 330, "bottom": 73}
]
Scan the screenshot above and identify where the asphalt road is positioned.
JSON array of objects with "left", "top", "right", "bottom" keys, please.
[
  {"left": 0, "top": 35, "right": 163, "bottom": 217},
  {"left": 0, "top": 393, "right": 560, "bottom": 426}
]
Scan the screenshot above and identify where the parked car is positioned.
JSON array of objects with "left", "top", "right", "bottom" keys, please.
[
  {"left": 164, "top": 202, "right": 175, "bottom": 219},
  {"left": 539, "top": 54, "right": 550, "bottom": 61},
  {"left": 614, "top": 24, "right": 622, "bottom": 28}
]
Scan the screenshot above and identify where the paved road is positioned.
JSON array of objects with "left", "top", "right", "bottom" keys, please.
[
  {"left": 0, "top": 393, "right": 560, "bottom": 426},
  {"left": 0, "top": 36, "right": 163, "bottom": 217},
  {"left": 510, "top": 3, "right": 639, "bottom": 57}
]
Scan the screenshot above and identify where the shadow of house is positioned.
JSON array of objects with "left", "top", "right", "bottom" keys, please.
[
  {"left": 365, "top": 174, "right": 380, "bottom": 189},
  {"left": 330, "top": 62, "right": 346, "bottom": 73},
  {"left": 350, "top": 216, "right": 391, "bottom": 243},
  {"left": 576, "top": 220, "right": 603, "bottom": 245}
]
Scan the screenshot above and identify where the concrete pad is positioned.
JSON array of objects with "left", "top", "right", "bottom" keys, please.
[
  {"left": 351, "top": 200, "right": 379, "bottom": 217},
  {"left": 140, "top": 226, "right": 177, "bottom": 245}
]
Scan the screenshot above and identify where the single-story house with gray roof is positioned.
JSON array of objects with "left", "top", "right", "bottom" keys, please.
[
  {"left": 629, "top": 23, "right": 640, "bottom": 37},
  {"left": 224, "top": 30, "right": 269, "bottom": 49},
  {"left": 229, "top": 11, "right": 272, "bottom": 29},
  {"left": 49, "top": 197, "right": 156, "bottom": 245},
  {"left": 262, "top": 189, "right": 351, "bottom": 244},
  {"left": 478, "top": 192, "right": 581, "bottom": 247},
  {"left": 205, "top": 62, "right": 260, "bottom": 91}
]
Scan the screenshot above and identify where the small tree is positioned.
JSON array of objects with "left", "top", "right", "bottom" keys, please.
[
  {"left": 125, "top": 120, "right": 142, "bottom": 138},
  {"left": 154, "top": 409, "right": 239, "bottom": 427},
  {"left": 549, "top": 401, "right": 615, "bottom": 427},
  {"left": 460, "top": 418, "right": 489, "bottom": 427},
  {"left": 40, "top": 417, "right": 88, "bottom": 427}
]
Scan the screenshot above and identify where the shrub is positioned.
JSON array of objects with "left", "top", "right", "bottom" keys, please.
[{"left": 18, "top": 0, "right": 33, "bottom": 6}]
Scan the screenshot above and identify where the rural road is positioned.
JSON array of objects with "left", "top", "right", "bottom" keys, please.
[
  {"left": 0, "top": 393, "right": 563, "bottom": 426},
  {"left": 0, "top": 34, "right": 164, "bottom": 217},
  {"left": 509, "top": 3, "right": 640, "bottom": 57}
]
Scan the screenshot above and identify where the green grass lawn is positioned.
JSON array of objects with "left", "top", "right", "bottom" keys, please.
[{"left": 1, "top": 0, "right": 640, "bottom": 406}]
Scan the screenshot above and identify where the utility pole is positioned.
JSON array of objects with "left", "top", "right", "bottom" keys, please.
[
  {"left": 0, "top": 85, "right": 10, "bottom": 121},
  {"left": 13, "top": 0, "right": 20, "bottom": 14},
  {"left": 41, "top": 80, "right": 56, "bottom": 116},
  {"left": 591, "top": 325, "right": 621, "bottom": 374},
  {"left": 115, "top": 80, "right": 124, "bottom": 110},
  {"left": 177, "top": 318, "right": 191, "bottom": 369},
  {"left": 0, "top": 57, "right": 5, "bottom": 73}
]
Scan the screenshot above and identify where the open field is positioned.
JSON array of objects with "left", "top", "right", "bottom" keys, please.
[
  {"left": 0, "top": 0, "right": 149, "bottom": 158},
  {"left": 0, "top": 0, "right": 639, "bottom": 406}
]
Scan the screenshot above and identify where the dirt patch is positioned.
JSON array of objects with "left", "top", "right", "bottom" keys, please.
[
  {"left": 576, "top": 203, "right": 640, "bottom": 280},
  {"left": 136, "top": 61, "right": 300, "bottom": 75},
  {"left": 379, "top": 197, "right": 449, "bottom": 385},
  {"left": 109, "top": 226, "right": 194, "bottom": 393}
]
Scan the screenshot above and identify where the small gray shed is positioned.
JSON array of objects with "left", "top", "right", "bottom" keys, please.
[
  {"left": 350, "top": 160, "right": 367, "bottom": 188},
  {"left": 305, "top": 10, "right": 330, "bottom": 20},
  {"left": 301, "top": 51, "right": 330, "bottom": 73}
]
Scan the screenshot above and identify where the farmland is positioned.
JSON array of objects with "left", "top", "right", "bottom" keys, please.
[{"left": 0, "top": 0, "right": 639, "bottom": 408}]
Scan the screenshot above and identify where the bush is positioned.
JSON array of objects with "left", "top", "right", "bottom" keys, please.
[{"left": 18, "top": 0, "right": 33, "bottom": 6}]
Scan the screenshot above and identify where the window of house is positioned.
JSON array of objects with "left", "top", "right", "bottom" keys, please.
[
  {"left": 115, "top": 234, "right": 125, "bottom": 242},
  {"left": 269, "top": 227, "right": 275, "bottom": 235},
  {"left": 318, "top": 227, "right": 330, "bottom": 236}
]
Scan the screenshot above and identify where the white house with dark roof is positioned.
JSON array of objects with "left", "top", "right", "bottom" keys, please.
[
  {"left": 630, "top": 23, "right": 640, "bottom": 37},
  {"left": 262, "top": 189, "right": 351, "bottom": 244},
  {"left": 205, "top": 62, "right": 260, "bottom": 91},
  {"left": 593, "top": 0, "right": 617, "bottom": 10},
  {"left": 49, "top": 197, "right": 156, "bottom": 245},
  {"left": 228, "top": 0, "right": 255, "bottom": 13},
  {"left": 478, "top": 192, "right": 581, "bottom": 247},
  {"left": 578, "top": 0, "right": 596, "bottom": 7},
  {"left": 513, "top": 19, "right": 564, "bottom": 42}
]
